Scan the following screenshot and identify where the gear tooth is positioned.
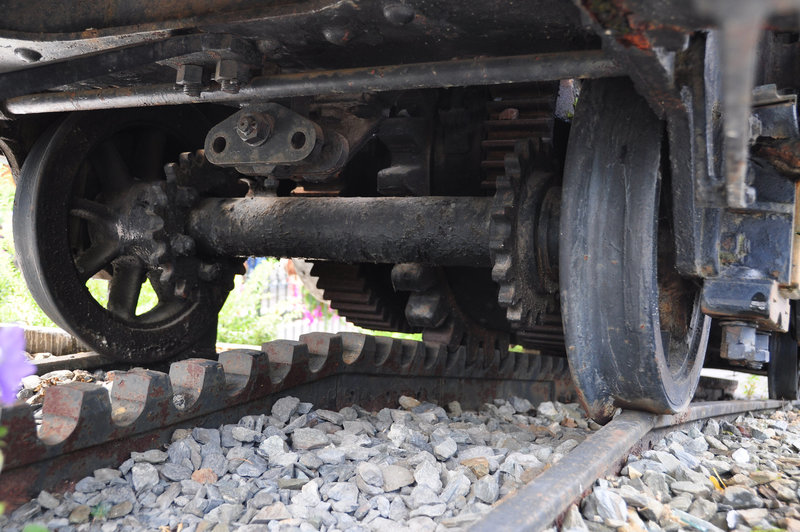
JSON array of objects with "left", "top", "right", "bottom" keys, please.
[
  {"left": 498, "top": 284, "right": 516, "bottom": 306},
  {"left": 505, "top": 153, "right": 522, "bottom": 178},
  {"left": 178, "top": 152, "right": 192, "bottom": 168},
  {"left": 491, "top": 256, "right": 513, "bottom": 282},
  {"left": 507, "top": 305, "right": 523, "bottom": 323}
]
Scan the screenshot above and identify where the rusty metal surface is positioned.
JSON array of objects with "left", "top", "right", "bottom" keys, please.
[
  {"left": 187, "top": 196, "right": 494, "bottom": 267},
  {"left": 470, "top": 410, "right": 656, "bottom": 532},
  {"left": 0, "top": 331, "right": 575, "bottom": 506},
  {"left": 3, "top": 51, "right": 623, "bottom": 114},
  {"left": 471, "top": 398, "right": 798, "bottom": 532},
  {"left": 32, "top": 352, "right": 117, "bottom": 375}
]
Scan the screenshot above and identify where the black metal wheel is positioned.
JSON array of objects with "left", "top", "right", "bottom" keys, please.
[
  {"left": 560, "top": 78, "right": 711, "bottom": 422},
  {"left": 13, "top": 107, "right": 237, "bottom": 363},
  {"left": 768, "top": 305, "right": 799, "bottom": 399}
]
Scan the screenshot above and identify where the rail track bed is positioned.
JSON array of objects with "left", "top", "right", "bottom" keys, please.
[{"left": 1, "top": 332, "right": 798, "bottom": 532}]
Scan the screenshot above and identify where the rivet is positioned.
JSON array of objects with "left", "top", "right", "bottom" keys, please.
[
  {"left": 14, "top": 48, "right": 42, "bottom": 63},
  {"left": 383, "top": 3, "right": 415, "bottom": 25}
]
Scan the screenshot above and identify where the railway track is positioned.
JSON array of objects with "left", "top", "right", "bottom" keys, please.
[{"left": 2, "top": 329, "right": 796, "bottom": 531}]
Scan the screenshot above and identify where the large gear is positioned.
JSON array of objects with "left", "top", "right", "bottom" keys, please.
[{"left": 490, "top": 139, "right": 560, "bottom": 330}]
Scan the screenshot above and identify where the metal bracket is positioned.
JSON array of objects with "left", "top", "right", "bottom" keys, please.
[
  {"left": 701, "top": 278, "right": 791, "bottom": 332},
  {"left": 204, "top": 104, "right": 318, "bottom": 175}
]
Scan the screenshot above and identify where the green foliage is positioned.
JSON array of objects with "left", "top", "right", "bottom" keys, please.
[
  {"left": 21, "top": 525, "right": 49, "bottom": 532},
  {"left": 742, "top": 374, "right": 760, "bottom": 399},
  {"left": 216, "top": 259, "right": 285, "bottom": 345}
]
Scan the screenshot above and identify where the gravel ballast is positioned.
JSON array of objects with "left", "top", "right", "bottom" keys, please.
[{"left": 2, "top": 394, "right": 800, "bottom": 532}]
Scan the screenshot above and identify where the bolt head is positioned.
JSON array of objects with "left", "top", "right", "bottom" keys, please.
[{"left": 236, "top": 113, "right": 273, "bottom": 145}]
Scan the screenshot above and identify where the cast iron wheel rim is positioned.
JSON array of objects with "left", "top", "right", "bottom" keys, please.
[
  {"left": 13, "top": 107, "right": 233, "bottom": 363},
  {"left": 768, "top": 303, "right": 799, "bottom": 400},
  {"left": 559, "top": 78, "right": 711, "bottom": 423}
]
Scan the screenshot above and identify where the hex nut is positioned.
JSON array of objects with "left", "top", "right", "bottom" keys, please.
[{"left": 236, "top": 113, "right": 274, "bottom": 146}]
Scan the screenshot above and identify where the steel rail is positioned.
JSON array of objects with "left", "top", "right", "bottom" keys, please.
[
  {"left": 3, "top": 51, "right": 623, "bottom": 114},
  {"left": 470, "top": 398, "right": 796, "bottom": 532}
]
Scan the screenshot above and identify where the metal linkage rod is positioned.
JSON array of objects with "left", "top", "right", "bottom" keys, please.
[
  {"left": 4, "top": 51, "right": 622, "bottom": 114},
  {"left": 188, "top": 196, "right": 493, "bottom": 267}
]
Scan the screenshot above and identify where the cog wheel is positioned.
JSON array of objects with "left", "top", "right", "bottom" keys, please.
[{"left": 490, "top": 139, "right": 560, "bottom": 329}]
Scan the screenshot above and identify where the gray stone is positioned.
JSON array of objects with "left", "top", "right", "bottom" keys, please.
[
  {"left": 206, "top": 503, "right": 244, "bottom": 525},
  {"left": 327, "top": 482, "right": 359, "bottom": 513},
  {"left": 201, "top": 452, "right": 229, "bottom": 477},
  {"left": 731, "top": 448, "right": 750, "bottom": 464},
  {"left": 37, "top": 490, "right": 60, "bottom": 510},
  {"left": 107, "top": 501, "right": 133, "bottom": 519},
  {"left": 381, "top": 464, "right": 415, "bottom": 492},
  {"left": 316, "top": 447, "right": 346, "bottom": 465},
  {"left": 236, "top": 455, "right": 268, "bottom": 477},
  {"left": 131, "top": 463, "right": 159, "bottom": 492},
  {"left": 722, "top": 486, "right": 764, "bottom": 509},
  {"left": 232, "top": 426, "right": 261, "bottom": 443},
  {"left": 510, "top": 396, "right": 534, "bottom": 414},
  {"left": 252, "top": 501, "right": 292, "bottom": 522},
  {"left": 689, "top": 498, "right": 718, "bottom": 521},
  {"left": 414, "top": 461, "right": 443, "bottom": 493},
  {"left": 94, "top": 468, "right": 122, "bottom": 482},
  {"left": 291, "top": 428, "right": 330, "bottom": 450},
  {"left": 583, "top": 488, "right": 627, "bottom": 523},
  {"left": 75, "top": 476, "right": 106, "bottom": 493},
  {"left": 357, "top": 462, "right": 383, "bottom": 487},
  {"left": 131, "top": 449, "right": 168, "bottom": 463},
  {"left": 101, "top": 484, "right": 136, "bottom": 505},
  {"left": 69, "top": 505, "right": 91, "bottom": 524},
  {"left": 537, "top": 401, "right": 559, "bottom": 418},
  {"left": 193, "top": 427, "right": 222, "bottom": 447},
  {"left": 272, "top": 396, "right": 301, "bottom": 423},
  {"left": 671, "top": 481, "right": 711, "bottom": 498},
  {"left": 161, "top": 462, "right": 193, "bottom": 481},
  {"left": 316, "top": 409, "right": 344, "bottom": 425},
  {"left": 156, "top": 482, "right": 181, "bottom": 510},
  {"left": 410, "top": 503, "right": 447, "bottom": 518},
  {"left": 474, "top": 473, "right": 500, "bottom": 504},
  {"left": 408, "top": 485, "right": 441, "bottom": 509},
  {"left": 433, "top": 438, "right": 458, "bottom": 461},
  {"left": 563, "top": 503, "right": 589, "bottom": 531}
]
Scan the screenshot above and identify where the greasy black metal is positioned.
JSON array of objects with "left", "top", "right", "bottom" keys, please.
[
  {"left": 3, "top": 51, "right": 623, "bottom": 114},
  {"left": 560, "top": 78, "right": 710, "bottom": 422},
  {"left": 12, "top": 108, "right": 237, "bottom": 363},
  {"left": 187, "top": 196, "right": 493, "bottom": 267},
  {"left": 0, "top": 332, "right": 575, "bottom": 506},
  {"left": 470, "top": 411, "right": 655, "bottom": 532},
  {"left": 33, "top": 352, "right": 117, "bottom": 376},
  {"left": 471, "top": 398, "right": 795, "bottom": 532},
  {"left": 205, "top": 103, "right": 318, "bottom": 171},
  {"left": 490, "top": 140, "right": 559, "bottom": 329},
  {"left": 0, "top": 34, "right": 257, "bottom": 101}
]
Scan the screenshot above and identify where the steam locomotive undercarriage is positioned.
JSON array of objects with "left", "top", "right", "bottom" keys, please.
[{"left": 2, "top": 0, "right": 800, "bottom": 421}]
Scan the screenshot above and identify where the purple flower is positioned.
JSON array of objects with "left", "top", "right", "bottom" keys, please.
[{"left": 0, "top": 326, "right": 34, "bottom": 405}]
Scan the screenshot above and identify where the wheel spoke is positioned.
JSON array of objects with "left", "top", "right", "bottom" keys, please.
[
  {"left": 95, "top": 140, "right": 134, "bottom": 195},
  {"left": 75, "top": 242, "right": 119, "bottom": 282},
  {"left": 70, "top": 198, "right": 117, "bottom": 234},
  {"left": 135, "top": 129, "right": 167, "bottom": 181},
  {"left": 107, "top": 259, "right": 145, "bottom": 319}
]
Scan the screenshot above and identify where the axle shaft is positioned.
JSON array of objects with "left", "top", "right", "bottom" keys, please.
[{"left": 188, "top": 196, "right": 493, "bottom": 266}]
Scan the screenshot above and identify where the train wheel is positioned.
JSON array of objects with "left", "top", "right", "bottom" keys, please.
[
  {"left": 768, "top": 306, "right": 799, "bottom": 399},
  {"left": 13, "top": 108, "right": 238, "bottom": 363},
  {"left": 559, "top": 78, "right": 711, "bottom": 422}
]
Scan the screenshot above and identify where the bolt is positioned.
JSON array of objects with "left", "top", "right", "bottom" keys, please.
[
  {"left": 236, "top": 113, "right": 274, "bottom": 146},
  {"left": 214, "top": 59, "right": 241, "bottom": 94},
  {"left": 199, "top": 262, "right": 221, "bottom": 282},
  {"left": 175, "top": 64, "right": 204, "bottom": 97}
]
